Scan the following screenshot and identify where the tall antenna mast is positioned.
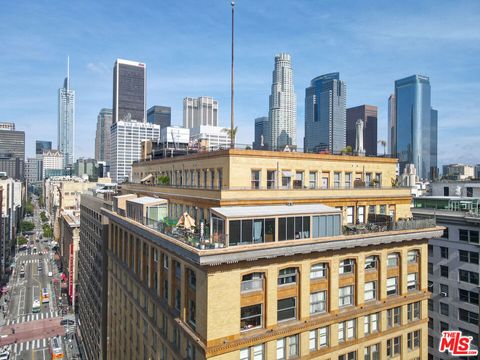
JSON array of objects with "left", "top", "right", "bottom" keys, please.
[
  {"left": 67, "top": 56, "right": 70, "bottom": 90},
  {"left": 230, "top": 1, "right": 235, "bottom": 149}
]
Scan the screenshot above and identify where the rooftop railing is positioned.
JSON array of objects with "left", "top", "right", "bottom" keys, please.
[
  {"left": 136, "top": 214, "right": 437, "bottom": 251},
  {"left": 342, "top": 218, "right": 436, "bottom": 236}
]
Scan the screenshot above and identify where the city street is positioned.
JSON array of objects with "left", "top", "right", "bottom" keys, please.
[{"left": 0, "top": 196, "right": 66, "bottom": 359}]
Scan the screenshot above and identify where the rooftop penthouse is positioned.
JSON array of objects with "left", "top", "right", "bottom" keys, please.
[{"left": 104, "top": 196, "right": 441, "bottom": 266}]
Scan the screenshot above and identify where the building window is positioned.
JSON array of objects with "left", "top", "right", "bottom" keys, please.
[
  {"left": 459, "top": 250, "right": 479, "bottom": 264},
  {"left": 278, "top": 268, "right": 297, "bottom": 286},
  {"left": 467, "top": 187, "right": 473, "bottom": 197},
  {"left": 188, "top": 300, "right": 196, "bottom": 326},
  {"left": 387, "top": 307, "right": 401, "bottom": 328},
  {"left": 241, "top": 273, "right": 264, "bottom": 293},
  {"left": 386, "top": 336, "right": 401, "bottom": 358},
  {"left": 339, "top": 286, "right": 354, "bottom": 307},
  {"left": 365, "top": 173, "right": 372, "bottom": 186},
  {"left": 357, "top": 206, "right": 365, "bottom": 224},
  {"left": 188, "top": 270, "right": 196, "bottom": 289},
  {"left": 407, "top": 273, "right": 418, "bottom": 292},
  {"left": 428, "top": 335, "right": 434, "bottom": 348},
  {"left": 428, "top": 317, "right": 433, "bottom": 330},
  {"left": 364, "top": 256, "right": 378, "bottom": 271},
  {"left": 309, "top": 326, "right": 329, "bottom": 351},
  {"left": 440, "top": 302, "right": 449, "bottom": 316},
  {"left": 407, "top": 302, "right": 421, "bottom": 321},
  {"left": 345, "top": 172, "right": 352, "bottom": 188},
  {"left": 443, "top": 186, "right": 449, "bottom": 195},
  {"left": 241, "top": 304, "right": 262, "bottom": 331},
  {"left": 459, "top": 229, "right": 479, "bottom": 244},
  {"left": 186, "top": 340, "right": 196, "bottom": 360},
  {"left": 310, "top": 291, "right": 327, "bottom": 314},
  {"left": 407, "top": 330, "right": 420, "bottom": 350},
  {"left": 440, "top": 283, "right": 449, "bottom": 297},
  {"left": 440, "top": 321, "right": 448, "bottom": 332},
  {"left": 428, "top": 299, "right": 434, "bottom": 311},
  {"left": 346, "top": 207, "right": 354, "bottom": 224},
  {"left": 277, "top": 297, "right": 296, "bottom": 322},
  {"left": 407, "top": 250, "right": 419, "bottom": 263},
  {"left": 276, "top": 335, "right": 298, "bottom": 360},
  {"left": 459, "top": 289, "right": 479, "bottom": 305},
  {"left": 338, "top": 352, "right": 357, "bottom": 360},
  {"left": 368, "top": 205, "right": 376, "bottom": 214},
  {"left": 428, "top": 244, "right": 433, "bottom": 256},
  {"left": 459, "top": 308, "right": 479, "bottom": 325},
  {"left": 459, "top": 328, "right": 479, "bottom": 345},
  {"left": 240, "top": 344, "right": 264, "bottom": 360},
  {"left": 308, "top": 172, "right": 317, "bottom": 189},
  {"left": 440, "top": 265, "right": 449, "bottom": 278},
  {"left": 379, "top": 204, "right": 386, "bottom": 214},
  {"left": 387, "top": 253, "right": 399, "bottom": 267},
  {"left": 175, "top": 289, "right": 181, "bottom": 311},
  {"left": 338, "top": 319, "right": 356, "bottom": 342},
  {"left": 334, "top": 172, "right": 341, "bottom": 188},
  {"left": 339, "top": 259, "right": 355, "bottom": 275},
  {"left": 440, "top": 246, "right": 448, "bottom": 258},
  {"left": 293, "top": 171, "right": 304, "bottom": 189},
  {"left": 428, "top": 262, "right": 433, "bottom": 275},
  {"left": 386, "top": 277, "right": 398, "bottom": 296},
  {"left": 363, "top": 344, "right": 379, "bottom": 360},
  {"left": 364, "top": 313, "right": 379, "bottom": 335},
  {"left": 364, "top": 281, "right": 377, "bottom": 301},
  {"left": 310, "top": 263, "right": 328, "bottom": 279},
  {"left": 459, "top": 269, "right": 479, "bottom": 285},
  {"left": 251, "top": 170, "right": 261, "bottom": 189},
  {"left": 163, "top": 254, "right": 169, "bottom": 269},
  {"left": 267, "top": 170, "right": 276, "bottom": 189},
  {"left": 163, "top": 280, "right": 168, "bottom": 301}
]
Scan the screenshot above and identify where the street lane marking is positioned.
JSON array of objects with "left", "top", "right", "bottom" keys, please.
[{"left": 26, "top": 341, "right": 29, "bottom": 350}]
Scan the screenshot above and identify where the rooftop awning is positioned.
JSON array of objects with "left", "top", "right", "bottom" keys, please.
[{"left": 141, "top": 174, "right": 154, "bottom": 183}]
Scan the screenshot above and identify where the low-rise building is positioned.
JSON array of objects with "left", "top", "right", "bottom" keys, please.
[
  {"left": 412, "top": 197, "right": 480, "bottom": 359},
  {"left": 431, "top": 180, "right": 480, "bottom": 198},
  {"left": 442, "top": 164, "right": 475, "bottom": 180},
  {"left": 190, "top": 125, "right": 230, "bottom": 151}
]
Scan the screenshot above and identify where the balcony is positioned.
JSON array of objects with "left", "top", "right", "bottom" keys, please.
[{"left": 342, "top": 218, "right": 436, "bottom": 236}]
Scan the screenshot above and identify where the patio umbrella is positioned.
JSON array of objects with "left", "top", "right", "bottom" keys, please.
[{"left": 176, "top": 212, "right": 196, "bottom": 230}]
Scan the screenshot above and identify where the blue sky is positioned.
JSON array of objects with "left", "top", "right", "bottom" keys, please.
[{"left": 1, "top": 0, "right": 479, "bottom": 166}]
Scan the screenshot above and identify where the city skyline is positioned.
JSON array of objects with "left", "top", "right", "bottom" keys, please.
[{"left": 1, "top": 0, "right": 479, "bottom": 167}]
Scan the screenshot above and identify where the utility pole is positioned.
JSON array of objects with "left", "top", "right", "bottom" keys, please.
[{"left": 230, "top": 1, "right": 235, "bottom": 149}]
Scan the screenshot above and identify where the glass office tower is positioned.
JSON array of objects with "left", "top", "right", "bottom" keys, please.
[
  {"left": 113, "top": 59, "right": 146, "bottom": 123},
  {"left": 394, "top": 75, "right": 437, "bottom": 180},
  {"left": 35, "top": 140, "right": 52, "bottom": 158},
  {"left": 304, "top": 73, "right": 346, "bottom": 153},
  {"left": 58, "top": 58, "right": 75, "bottom": 168}
]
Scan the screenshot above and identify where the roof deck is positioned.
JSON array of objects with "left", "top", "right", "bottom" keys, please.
[{"left": 103, "top": 202, "right": 442, "bottom": 266}]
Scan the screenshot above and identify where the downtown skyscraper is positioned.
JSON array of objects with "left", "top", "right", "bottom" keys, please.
[
  {"left": 268, "top": 53, "right": 297, "bottom": 150},
  {"left": 113, "top": 59, "right": 146, "bottom": 123},
  {"left": 58, "top": 57, "right": 75, "bottom": 167},
  {"left": 393, "top": 75, "right": 438, "bottom": 179},
  {"left": 95, "top": 108, "right": 113, "bottom": 165},
  {"left": 304, "top": 73, "right": 346, "bottom": 153},
  {"left": 183, "top": 96, "right": 218, "bottom": 129}
]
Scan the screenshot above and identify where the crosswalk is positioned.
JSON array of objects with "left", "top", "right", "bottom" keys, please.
[
  {"left": 4, "top": 337, "right": 50, "bottom": 354},
  {"left": 21, "top": 259, "right": 40, "bottom": 264},
  {"left": 6, "top": 310, "right": 59, "bottom": 325}
]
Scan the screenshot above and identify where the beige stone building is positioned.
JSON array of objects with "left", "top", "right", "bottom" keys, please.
[
  {"left": 127, "top": 149, "right": 411, "bottom": 225},
  {"left": 102, "top": 150, "right": 439, "bottom": 360}
]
